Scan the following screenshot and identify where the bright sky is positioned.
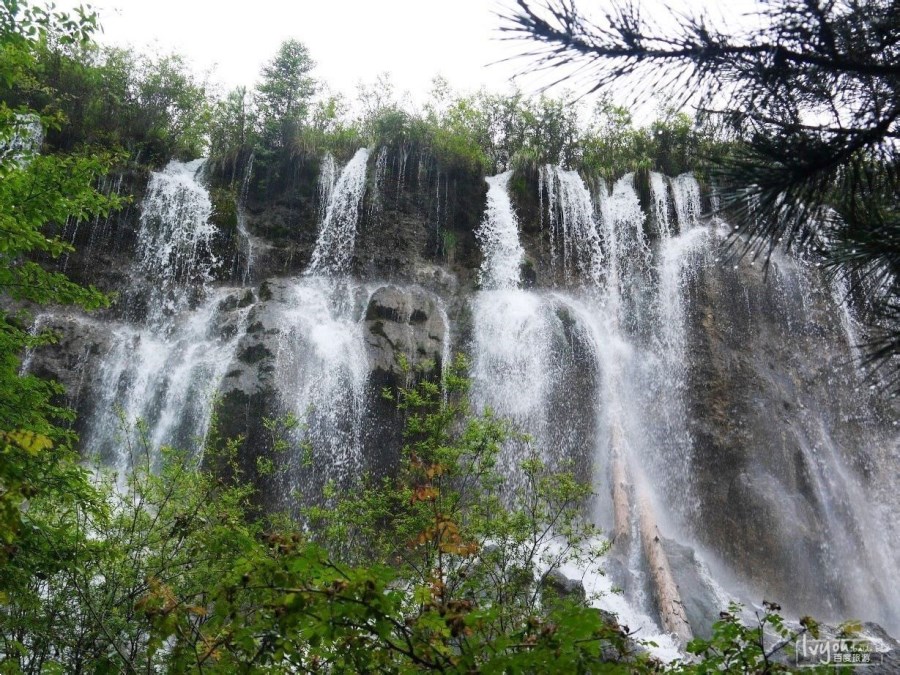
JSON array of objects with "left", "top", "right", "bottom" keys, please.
[
  {"left": 55, "top": 0, "right": 761, "bottom": 106},
  {"left": 61, "top": 0, "right": 525, "bottom": 99}
]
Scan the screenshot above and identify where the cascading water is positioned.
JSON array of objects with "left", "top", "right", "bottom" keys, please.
[
  {"left": 650, "top": 171, "right": 672, "bottom": 239},
  {"left": 308, "top": 148, "right": 369, "bottom": 275},
  {"left": 1, "top": 113, "right": 43, "bottom": 165},
  {"left": 274, "top": 149, "right": 373, "bottom": 498},
  {"left": 724, "top": 250, "right": 900, "bottom": 631},
  {"left": 85, "top": 290, "right": 250, "bottom": 474},
  {"left": 236, "top": 152, "right": 256, "bottom": 284},
  {"left": 472, "top": 171, "right": 599, "bottom": 485},
  {"left": 134, "top": 158, "right": 219, "bottom": 325},
  {"left": 78, "top": 160, "right": 247, "bottom": 472},
  {"left": 370, "top": 146, "right": 388, "bottom": 220},
  {"left": 669, "top": 173, "right": 702, "bottom": 233},
  {"left": 494, "top": 163, "right": 894, "bottom": 645},
  {"left": 318, "top": 152, "right": 337, "bottom": 223},
  {"left": 477, "top": 170, "right": 524, "bottom": 290},
  {"left": 597, "top": 173, "right": 652, "bottom": 323},
  {"left": 273, "top": 278, "right": 370, "bottom": 497},
  {"left": 472, "top": 168, "right": 696, "bottom": 658},
  {"left": 472, "top": 171, "right": 543, "bottom": 474},
  {"left": 540, "top": 165, "right": 604, "bottom": 286},
  {"left": 638, "top": 185, "right": 712, "bottom": 532},
  {"left": 32, "top": 134, "right": 898, "bottom": 649},
  {"left": 605, "top": 174, "right": 651, "bottom": 277}
]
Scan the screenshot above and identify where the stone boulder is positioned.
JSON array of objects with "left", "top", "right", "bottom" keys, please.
[
  {"left": 363, "top": 285, "right": 448, "bottom": 379},
  {"left": 361, "top": 285, "right": 450, "bottom": 477},
  {"left": 24, "top": 313, "right": 112, "bottom": 429}
]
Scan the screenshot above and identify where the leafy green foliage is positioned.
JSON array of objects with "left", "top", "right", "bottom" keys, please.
[
  {"left": 0, "top": 0, "right": 121, "bottom": 546},
  {"left": 256, "top": 39, "right": 316, "bottom": 150},
  {"left": 2, "top": 31, "right": 210, "bottom": 162},
  {"left": 0, "top": 429, "right": 262, "bottom": 672},
  {"left": 0, "top": 362, "right": 655, "bottom": 673},
  {"left": 680, "top": 601, "right": 830, "bottom": 674},
  {"left": 300, "top": 356, "right": 641, "bottom": 671},
  {"left": 209, "top": 58, "right": 720, "bottom": 195}
]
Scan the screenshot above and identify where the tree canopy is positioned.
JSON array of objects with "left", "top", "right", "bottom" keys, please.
[
  {"left": 256, "top": 38, "right": 317, "bottom": 149},
  {"left": 0, "top": 0, "right": 125, "bottom": 544}
]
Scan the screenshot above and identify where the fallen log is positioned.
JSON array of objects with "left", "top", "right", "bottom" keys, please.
[
  {"left": 636, "top": 484, "right": 694, "bottom": 645},
  {"left": 609, "top": 422, "right": 631, "bottom": 546}
]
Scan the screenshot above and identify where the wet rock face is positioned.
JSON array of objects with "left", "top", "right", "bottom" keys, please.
[
  {"left": 52, "top": 169, "right": 150, "bottom": 301},
  {"left": 25, "top": 314, "right": 112, "bottom": 430},
  {"left": 660, "top": 538, "right": 723, "bottom": 640},
  {"left": 212, "top": 281, "right": 288, "bottom": 491},
  {"left": 355, "top": 149, "right": 487, "bottom": 284},
  {"left": 364, "top": 285, "right": 447, "bottom": 378},
  {"left": 361, "top": 285, "right": 449, "bottom": 477},
  {"left": 210, "top": 280, "right": 453, "bottom": 499},
  {"left": 684, "top": 251, "right": 898, "bottom": 626}
]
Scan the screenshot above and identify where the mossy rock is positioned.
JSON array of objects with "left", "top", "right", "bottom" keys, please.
[{"left": 209, "top": 187, "right": 239, "bottom": 231}]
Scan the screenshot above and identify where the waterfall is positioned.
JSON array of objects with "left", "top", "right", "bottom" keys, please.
[
  {"left": 236, "top": 153, "right": 256, "bottom": 284},
  {"left": 510, "top": 166, "right": 900, "bottom": 638},
  {"left": 36, "top": 137, "right": 898, "bottom": 645},
  {"left": 269, "top": 148, "right": 375, "bottom": 497},
  {"left": 540, "top": 165, "right": 604, "bottom": 286},
  {"left": 308, "top": 148, "right": 369, "bottom": 275},
  {"left": 643, "top": 224, "right": 711, "bottom": 526},
  {"left": 73, "top": 160, "right": 243, "bottom": 474},
  {"left": 831, "top": 273, "right": 864, "bottom": 365},
  {"left": 1, "top": 113, "right": 43, "bottom": 165},
  {"left": 471, "top": 290, "right": 553, "bottom": 458},
  {"left": 18, "top": 314, "right": 47, "bottom": 376},
  {"left": 136, "top": 159, "right": 218, "bottom": 288},
  {"left": 273, "top": 278, "right": 370, "bottom": 495},
  {"left": 236, "top": 210, "right": 255, "bottom": 285},
  {"left": 436, "top": 302, "right": 452, "bottom": 402},
  {"left": 476, "top": 171, "right": 524, "bottom": 290},
  {"left": 670, "top": 173, "right": 701, "bottom": 232},
  {"left": 742, "top": 251, "right": 900, "bottom": 630},
  {"left": 76, "top": 173, "right": 125, "bottom": 271},
  {"left": 135, "top": 159, "right": 219, "bottom": 325},
  {"left": 472, "top": 172, "right": 599, "bottom": 486},
  {"left": 85, "top": 289, "right": 250, "bottom": 475},
  {"left": 599, "top": 173, "right": 651, "bottom": 312},
  {"left": 367, "top": 146, "right": 388, "bottom": 222},
  {"left": 317, "top": 152, "right": 337, "bottom": 223},
  {"left": 650, "top": 171, "right": 672, "bottom": 239}
]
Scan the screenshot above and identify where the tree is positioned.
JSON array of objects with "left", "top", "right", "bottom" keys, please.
[
  {"left": 0, "top": 0, "right": 121, "bottom": 544},
  {"left": 255, "top": 39, "right": 316, "bottom": 149},
  {"left": 0, "top": 363, "right": 650, "bottom": 672},
  {"left": 208, "top": 86, "right": 255, "bottom": 182},
  {"left": 1, "top": 356, "right": 824, "bottom": 672},
  {"left": 503, "top": 0, "right": 900, "bottom": 382}
]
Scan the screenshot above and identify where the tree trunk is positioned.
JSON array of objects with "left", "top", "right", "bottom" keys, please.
[{"left": 636, "top": 485, "right": 694, "bottom": 645}]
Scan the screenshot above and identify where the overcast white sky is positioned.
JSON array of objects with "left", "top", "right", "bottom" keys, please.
[
  {"left": 59, "top": 0, "right": 524, "bottom": 98},
  {"left": 55, "top": 0, "right": 760, "bottom": 108}
]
